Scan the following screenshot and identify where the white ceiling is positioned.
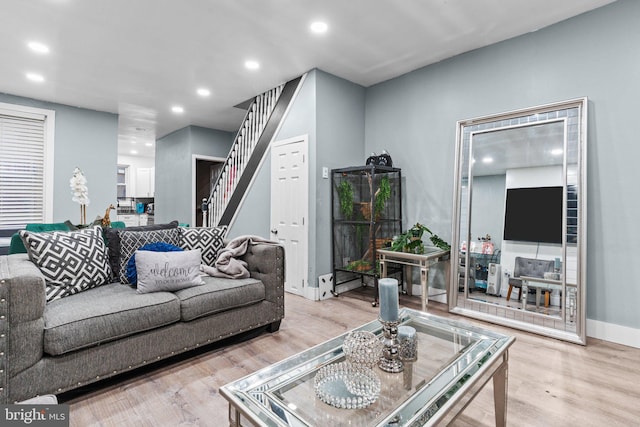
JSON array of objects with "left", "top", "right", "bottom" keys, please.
[{"left": 0, "top": 0, "right": 615, "bottom": 158}]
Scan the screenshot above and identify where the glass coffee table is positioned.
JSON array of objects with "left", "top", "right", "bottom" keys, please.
[{"left": 221, "top": 308, "right": 514, "bottom": 426}]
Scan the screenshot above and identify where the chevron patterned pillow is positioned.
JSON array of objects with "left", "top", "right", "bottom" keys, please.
[
  {"left": 179, "top": 226, "right": 227, "bottom": 267},
  {"left": 20, "top": 225, "right": 112, "bottom": 303}
]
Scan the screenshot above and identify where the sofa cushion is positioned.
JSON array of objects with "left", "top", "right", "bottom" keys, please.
[
  {"left": 118, "top": 228, "right": 181, "bottom": 283},
  {"left": 179, "top": 226, "right": 227, "bottom": 266},
  {"left": 43, "top": 283, "right": 180, "bottom": 355},
  {"left": 174, "top": 276, "right": 265, "bottom": 321},
  {"left": 20, "top": 226, "right": 112, "bottom": 303},
  {"left": 104, "top": 220, "right": 179, "bottom": 280},
  {"left": 136, "top": 249, "right": 204, "bottom": 293}
]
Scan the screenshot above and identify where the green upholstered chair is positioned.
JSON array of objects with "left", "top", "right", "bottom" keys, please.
[
  {"left": 8, "top": 222, "right": 73, "bottom": 254},
  {"left": 8, "top": 234, "right": 27, "bottom": 255}
]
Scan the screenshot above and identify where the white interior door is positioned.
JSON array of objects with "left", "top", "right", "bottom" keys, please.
[{"left": 271, "top": 136, "right": 308, "bottom": 296}]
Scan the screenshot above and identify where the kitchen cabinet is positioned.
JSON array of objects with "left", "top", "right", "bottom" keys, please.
[
  {"left": 117, "top": 213, "right": 148, "bottom": 227},
  {"left": 136, "top": 167, "right": 155, "bottom": 197},
  {"left": 118, "top": 214, "right": 139, "bottom": 227}
]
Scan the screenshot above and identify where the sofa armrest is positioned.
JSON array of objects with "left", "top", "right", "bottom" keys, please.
[
  {"left": 0, "top": 254, "right": 47, "bottom": 401},
  {"left": 239, "top": 243, "right": 285, "bottom": 312}
]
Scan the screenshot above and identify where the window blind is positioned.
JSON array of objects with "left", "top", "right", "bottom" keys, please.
[{"left": 0, "top": 111, "right": 47, "bottom": 230}]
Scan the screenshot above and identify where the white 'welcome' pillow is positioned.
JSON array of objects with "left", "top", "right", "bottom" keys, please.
[{"left": 135, "top": 249, "right": 204, "bottom": 293}]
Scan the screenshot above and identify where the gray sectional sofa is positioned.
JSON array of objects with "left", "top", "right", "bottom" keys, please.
[{"left": 0, "top": 240, "right": 284, "bottom": 403}]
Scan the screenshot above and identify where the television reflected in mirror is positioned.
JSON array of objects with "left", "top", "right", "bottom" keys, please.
[{"left": 503, "top": 186, "right": 563, "bottom": 244}]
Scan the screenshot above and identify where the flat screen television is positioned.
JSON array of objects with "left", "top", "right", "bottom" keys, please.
[{"left": 503, "top": 186, "right": 563, "bottom": 244}]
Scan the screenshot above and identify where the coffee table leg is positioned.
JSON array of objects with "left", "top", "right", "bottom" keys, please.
[
  {"left": 228, "top": 405, "right": 240, "bottom": 427},
  {"left": 493, "top": 357, "right": 508, "bottom": 427}
]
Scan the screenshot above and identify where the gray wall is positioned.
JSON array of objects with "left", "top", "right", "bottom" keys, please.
[
  {"left": 155, "top": 125, "right": 232, "bottom": 224},
  {"left": 0, "top": 93, "right": 117, "bottom": 224},
  {"left": 364, "top": 0, "right": 639, "bottom": 329},
  {"left": 315, "top": 71, "right": 366, "bottom": 278}
]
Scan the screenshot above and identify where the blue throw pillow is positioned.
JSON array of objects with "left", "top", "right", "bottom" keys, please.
[{"left": 126, "top": 242, "right": 183, "bottom": 286}]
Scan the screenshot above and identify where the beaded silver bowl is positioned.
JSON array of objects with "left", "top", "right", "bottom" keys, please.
[
  {"left": 342, "top": 330, "right": 384, "bottom": 369},
  {"left": 314, "top": 362, "right": 381, "bottom": 409}
]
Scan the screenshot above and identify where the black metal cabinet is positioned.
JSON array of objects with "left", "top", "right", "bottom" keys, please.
[{"left": 331, "top": 165, "right": 402, "bottom": 304}]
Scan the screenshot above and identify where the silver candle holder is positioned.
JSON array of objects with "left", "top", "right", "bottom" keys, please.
[
  {"left": 398, "top": 326, "right": 418, "bottom": 362},
  {"left": 398, "top": 325, "right": 418, "bottom": 390},
  {"left": 378, "top": 318, "right": 404, "bottom": 373}
]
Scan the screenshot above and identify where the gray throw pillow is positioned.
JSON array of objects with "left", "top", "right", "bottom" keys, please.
[
  {"left": 118, "top": 228, "right": 181, "bottom": 283},
  {"left": 19, "top": 226, "right": 111, "bottom": 302},
  {"left": 135, "top": 249, "right": 204, "bottom": 293}
]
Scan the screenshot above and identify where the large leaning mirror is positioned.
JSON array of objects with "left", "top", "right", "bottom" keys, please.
[{"left": 449, "top": 98, "right": 587, "bottom": 344}]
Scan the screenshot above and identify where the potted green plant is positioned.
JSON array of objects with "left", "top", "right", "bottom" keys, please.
[{"left": 390, "top": 223, "right": 451, "bottom": 253}]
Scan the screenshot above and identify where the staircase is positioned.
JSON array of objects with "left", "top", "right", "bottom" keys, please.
[{"left": 204, "top": 76, "right": 302, "bottom": 227}]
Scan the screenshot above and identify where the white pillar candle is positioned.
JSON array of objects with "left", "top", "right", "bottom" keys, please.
[{"left": 379, "top": 278, "right": 399, "bottom": 321}]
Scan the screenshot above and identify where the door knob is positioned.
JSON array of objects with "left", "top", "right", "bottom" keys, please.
[{"left": 271, "top": 228, "right": 278, "bottom": 234}]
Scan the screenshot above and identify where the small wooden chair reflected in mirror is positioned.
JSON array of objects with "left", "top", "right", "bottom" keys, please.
[{"left": 506, "top": 257, "right": 555, "bottom": 303}]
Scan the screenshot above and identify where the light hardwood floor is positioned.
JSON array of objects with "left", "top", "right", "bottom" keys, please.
[{"left": 64, "top": 288, "right": 640, "bottom": 426}]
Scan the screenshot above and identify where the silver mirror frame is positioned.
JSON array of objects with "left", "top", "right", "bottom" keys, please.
[{"left": 449, "top": 98, "right": 588, "bottom": 345}]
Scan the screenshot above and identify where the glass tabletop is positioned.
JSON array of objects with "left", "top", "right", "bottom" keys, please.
[{"left": 221, "top": 308, "right": 513, "bottom": 427}]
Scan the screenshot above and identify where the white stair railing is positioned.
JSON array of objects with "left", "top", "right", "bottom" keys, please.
[{"left": 206, "top": 84, "right": 284, "bottom": 227}]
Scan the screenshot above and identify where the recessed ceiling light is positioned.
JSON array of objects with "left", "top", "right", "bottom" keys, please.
[
  {"left": 197, "top": 88, "right": 211, "bottom": 97},
  {"left": 171, "top": 105, "right": 184, "bottom": 114},
  {"left": 130, "top": 150, "right": 138, "bottom": 155},
  {"left": 26, "top": 72, "right": 45, "bottom": 83},
  {"left": 27, "top": 41, "right": 49, "bottom": 54},
  {"left": 310, "top": 21, "right": 328, "bottom": 34},
  {"left": 551, "top": 148, "right": 563, "bottom": 156},
  {"left": 244, "top": 60, "right": 260, "bottom": 70},
  {"left": 482, "top": 156, "right": 493, "bottom": 163},
  {"left": 145, "top": 142, "right": 153, "bottom": 147}
]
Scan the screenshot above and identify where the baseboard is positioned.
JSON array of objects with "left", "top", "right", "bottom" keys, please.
[
  {"left": 303, "top": 286, "right": 318, "bottom": 301},
  {"left": 587, "top": 318, "right": 640, "bottom": 349}
]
